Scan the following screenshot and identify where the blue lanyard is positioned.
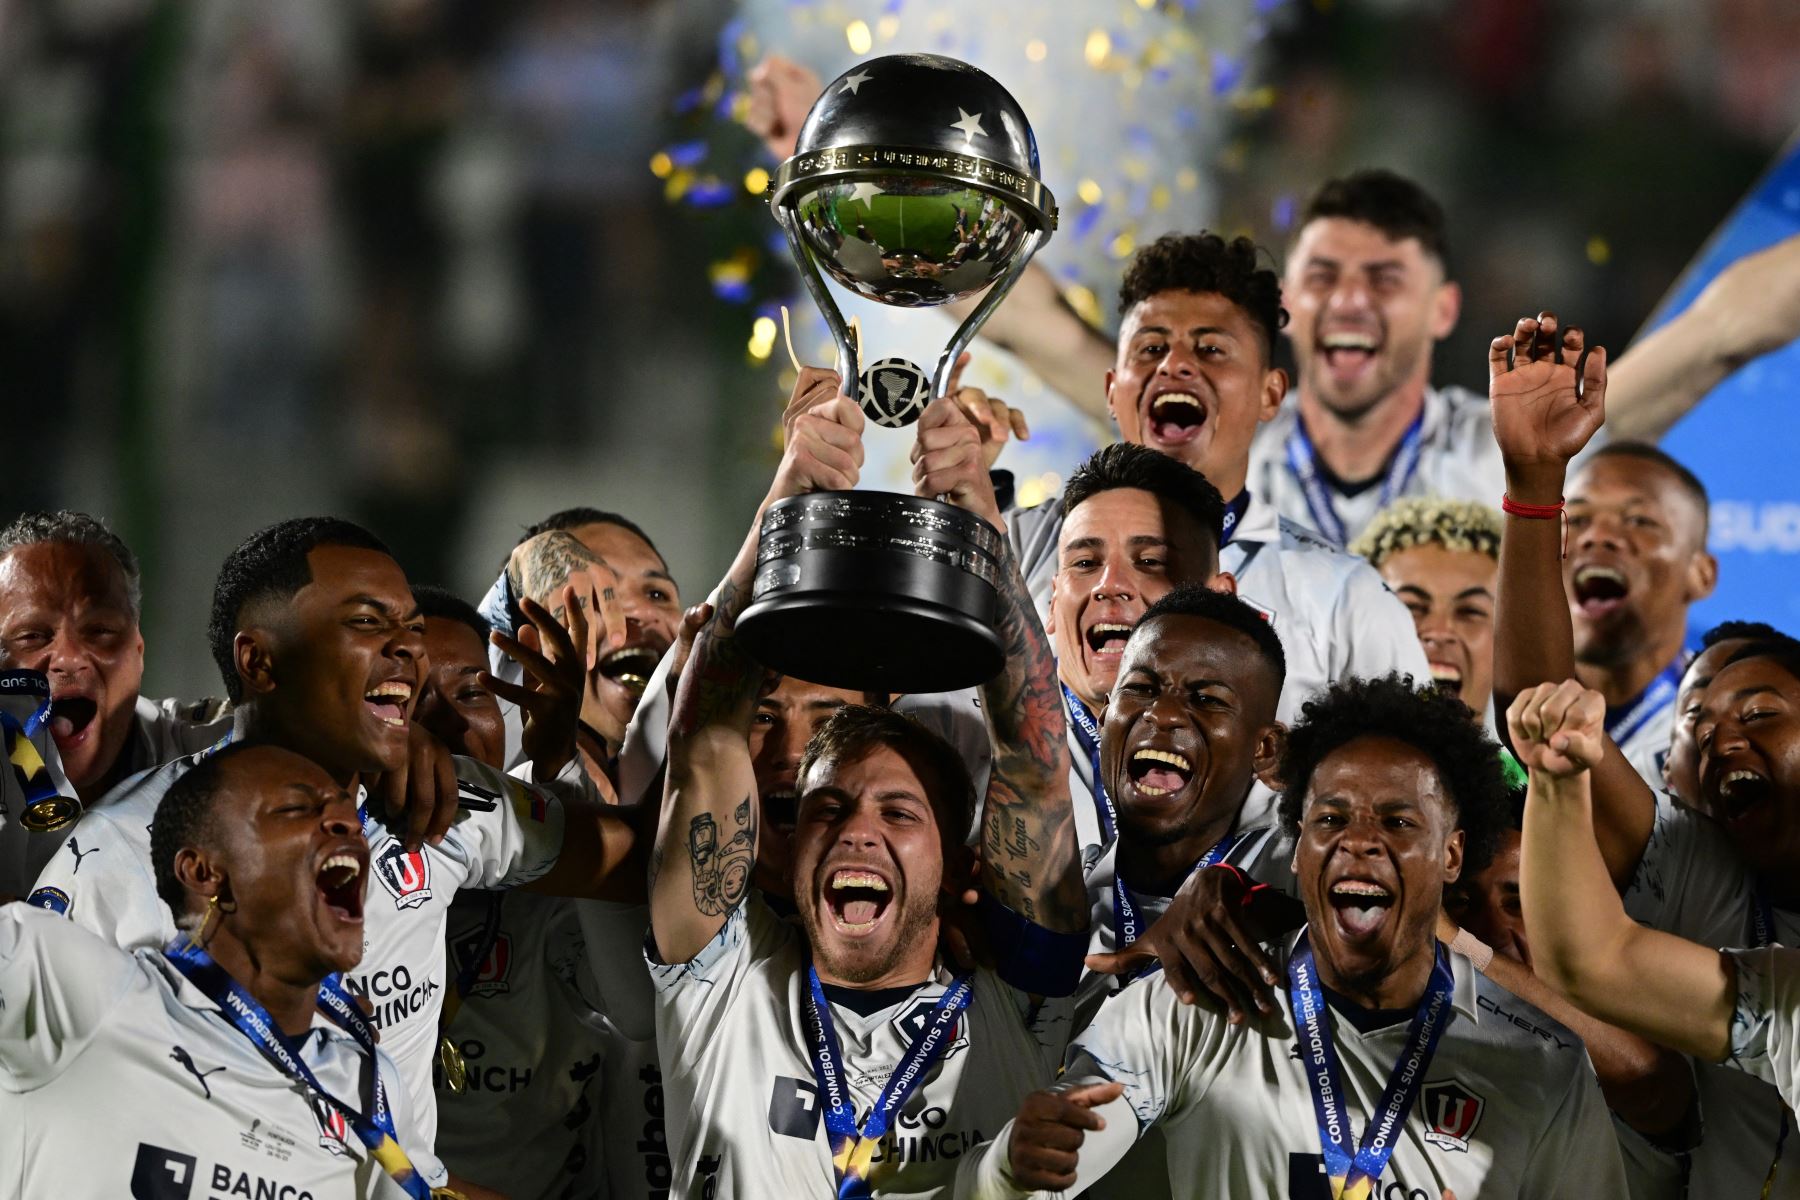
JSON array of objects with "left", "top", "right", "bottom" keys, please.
[
  {"left": 802, "top": 962, "right": 973, "bottom": 1198},
  {"left": 1113, "top": 830, "right": 1238, "bottom": 951},
  {"left": 1220, "top": 491, "right": 1252, "bottom": 547},
  {"left": 1749, "top": 889, "right": 1793, "bottom": 1196},
  {"left": 1062, "top": 685, "right": 1117, "bottom": 846},
  {"left": 163, "top": 937, "right": 432, "bottom": 1199},
  {"left": 1605, "top": 659, "right": 1686, "bottom": 747},
  {"left": 1289, "top": 932, "right": 1456, "bottom": 1200},
  {"left": 1285, "top": 412, "right": 1425, "bottom": 549}
]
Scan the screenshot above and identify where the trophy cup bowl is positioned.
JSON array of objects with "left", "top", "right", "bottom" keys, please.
[{"left": 735, "top": 53, "right": 1057, "bottom": 693}]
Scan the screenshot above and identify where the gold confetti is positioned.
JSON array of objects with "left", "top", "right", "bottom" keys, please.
[
  {"left": 1586, "top": 236, "right": 1611, "bottom": 266},
  {"left": 1062, "top": 284, "right": 1102, "bottom": 328},
  {"left": 1084, "top": 29, "right": 1112, "bottom": 67},
  {"left": 1110, "top": 231, "right": 1136, "bottom": 259},
  {"left": 1176, "top": 167, "right": 1200, "bottom": 192},
  {"left": 845, "top": 19, "right": 872, "bottom": 55},
  {"left": 744, "top": 167, "right": 770, "bottom": 195},
  {"left": 649, "top": 152, "right": 673, "bottom": 179},
  {"left": 876, "top": 15, "right": 899, "bottom": 40},
  {"left": 1025, "top": 38, "right": 1048, "bottom": 62},
  {"left": 1151, "top": 184, "right": 1171, "bottom": 211},
  {"left": 1078, "top": 179, "right": 1104, "bottom": 206}
]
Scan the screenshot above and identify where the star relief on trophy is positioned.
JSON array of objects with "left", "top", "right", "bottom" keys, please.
[
  {"left": 949, "top": 107, "right": 986, "bottom": 142},
  {"left": 847, "top": 181, "right": 885, "bottom": 208},
  {"left": 839, "top": 68, "right": 873, "bottom": 95}
]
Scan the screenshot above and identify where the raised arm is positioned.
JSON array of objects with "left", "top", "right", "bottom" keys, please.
[
  {"left": 1513, "top": 681, "right": 1734, "bottom": 1062},
  {"left": 648, "top": 370, "right": 864, "bottom": 963},
  {"left": 1607, "top": 232, "right": 1800, "bottom": 441},
  {"left": 912, "top": 394, "right": 1085, "bottom": 932},
  {"left": 1489, "top": 314, "right": 1653, "bottom": 886}
]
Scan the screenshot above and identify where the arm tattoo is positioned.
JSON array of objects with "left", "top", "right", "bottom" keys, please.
[
  {"left": 687, "top": 797, "right": 755, "bottom": 916},
  {"left": 978, "top": 556, "right": 1086, "bottom": 931},
  {"left": 670, "top": 575, "right": 762, "bottom": 739},
  {"left": 510, "top": 530, "right": 607, "bottom": 606}
]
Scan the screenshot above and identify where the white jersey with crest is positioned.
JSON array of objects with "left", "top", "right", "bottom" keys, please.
[
  {"left": 960, "top": 935, "right": 1626, "bottom": 1199},
  {"left": 1621, "top": 792, "right": 1800, "bottom": 1197},
  {"left": 23, "top": 744, "right": 568, "bottom": 1178},
  {"left": 649, "top": 895, "right": 1073, "bottom": 1198},
  {"left": 1010, "top": 491, "right": 1428, "bottom": 827},
  {"left": 434, "top": 890, "right": 609, "bottom": 1200},
  {"left": 0, "top": 905, "right": 419, "bottom": 1199}
]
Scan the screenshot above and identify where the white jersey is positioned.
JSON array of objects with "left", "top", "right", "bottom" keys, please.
[
  {"left": 1606, "top": 660, "right": 1685, "bottom": 795},
  {"left": 1620, "top": 792, "right": 1800, "bottom": 1197},
  {"left": 435, "top": 890, "right": 609, "bottom": 1200},
  {"left": 0, "top": 905, "right": 419, "bottom": 1199},
  {"left": 0, "top": 668, "right": 230, "bottom": 897},
  {"left": 1010, "top": 491, "right": 1429, "bottom": 829},
  {"left": 24, "top": 742, "right": 568, "bottom": 1177},
  {"left": 1245, "top": 386, "right": 1507, "bottom": 549},
  {"left": 648, "top": 896, "right": 1073, "bottom": 1198},
  {"left": 960, "top": 935, "right": 1626, "bottom": 1200}
]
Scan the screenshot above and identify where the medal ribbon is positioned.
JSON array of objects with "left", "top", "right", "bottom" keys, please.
[
  {"left": 2, "top": 706, "right": 63, "bottom": 815},
  {"left": 164, "top": 937, "right": 432, "bottom": 1200},
  {"left": 1113, "top": 830, "right": 1238, "bottom": 951},
  {"left": 802, "top": 962, "right": 973, "bottom": 1199},
  {"left": 1604, "top": 659, "right": 1686, "bottom": 747},
  {"left": 1289, "top": 932, "right": 1456, "bottom": 1200},
  {"left": 1285, "top": 412, "right": 1425, "bottom": 549},
  {"left": 1063, "top": 686, "right": 1117, "bottom": 846},
  {"left": 1749, "top": 887, "right": 1791, "bottom": 1199}
]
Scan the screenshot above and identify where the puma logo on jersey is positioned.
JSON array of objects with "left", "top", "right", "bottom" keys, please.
[
  {"left": 169, "top": 1046, "right": 225, "bottom": 1100},
  {"left": 372, "top": 841, "right": 433, "bottom": 908},
  {"left": 1422, "top": 1079, "right": 1485, "bottom": 1152},
  {"left": 65, "top": 837, "right": 99, "bottom": 874}
]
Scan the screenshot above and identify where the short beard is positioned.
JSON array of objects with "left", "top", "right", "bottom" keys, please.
[{"left": 805, "top": 892, "right": 940, "bottom": 985}]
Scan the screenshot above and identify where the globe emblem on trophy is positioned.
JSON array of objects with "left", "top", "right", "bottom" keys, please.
[{"left": 734, "top": 53, "right": 1058, "bottom": 693}]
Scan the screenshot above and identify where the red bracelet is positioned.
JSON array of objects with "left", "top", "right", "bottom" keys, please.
[
  {"left": 1209, "top": 862, "right": 1271, "bottom": 907},
  {"left": 1501, "top": 493, "right": 1568, "bottom": 559}
]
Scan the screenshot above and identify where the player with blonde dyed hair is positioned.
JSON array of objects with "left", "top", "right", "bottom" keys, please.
[{"left": 1352, "top": 497, "right": 1504, "bottom": 718}]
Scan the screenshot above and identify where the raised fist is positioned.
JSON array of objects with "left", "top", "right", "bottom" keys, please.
[
  {"left": 1505, "top": 679, "right": 1606, "bottom": 779},
  {"left": 772, "top": 365, "right": 864, "bottom": 500}
]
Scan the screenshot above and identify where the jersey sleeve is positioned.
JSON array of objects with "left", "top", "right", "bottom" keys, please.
[
  {"left": 0, "top": 905, "right": 141, "bottom": 1090},
  {"left": 25, "top": 807, "right": 173, "bottom": 951},
  {"left": 646, "top": 895, "right": 792, "bottom": 1042},
  {"left": 1724, "top": 945, "right": 1800, "bottom": 1094},
  {"left": 1518, "top": 1053, "right": 1632, "bottom": 1197},
  {"left": 1622, "top": 796, "right": 1749, "bottom": 946},
  {"left": 430, "top": 756, "right": 569, "bottom": 891},
  {"left": 574, "top": 899, "right": 656, "bottom": 1040},
  {"left": 1329, "top": 559, "right": 1432, "bottom": 685},
  {"left": 1064, "top": 971, "right": 1233, "bottom": 1138},
  {"left": 953, "top": 1090, "right": 1140, "bottom": 1200}
]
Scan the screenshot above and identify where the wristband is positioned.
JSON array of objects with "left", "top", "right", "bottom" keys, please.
[
  {"left": 1501, "top": 492, "right": 1568, "bottom": 559},
  {"left": 1449, "top": 927, "right": 1494, "bottom": 974},
  {"left": 1209, "top": 862, "right": 1272, "bottom": 908}
]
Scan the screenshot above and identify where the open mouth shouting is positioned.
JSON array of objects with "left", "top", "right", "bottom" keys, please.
[
  {"left": 47, "top": 691, "right": 101, "bottom": 755},
  {"left": 1084, "top": 621, "right": 1134, "bottom": 669},
  {"left": 315, "top": 845, "right": 368, "bottom": 926},
  {"left": 363, "top": 679, "right": 413, "bottom": 729},
  {"left": 1327, "top": 877, "right": 1395, "bottom": 941},
  {"left": 1711, "top": 765, "right": 1773, "bottom": 827},
  {"left": 600, "top": 644, "right": 660, "bottom": 698},
  {"left": 762, "top": 787, "right": 799, "bottom": 836},
  {"left": 1127, "top": 746, "right": 1194, "bottom": 799},
  {"left": 823, "top": 866, "right": 893, "bottom": 936},
  {"left": 1571, "top": 564, "right": 1630, "bottom": 621},
  {"left": 1425, "top": 661, "right": 1463, "bottom": 695},
  {"left": 1317, "top": 329, "right": 1382, "bottom": 387},
  {"left": 1142, "top": 388, "right": 1210, "bottom": 448}
]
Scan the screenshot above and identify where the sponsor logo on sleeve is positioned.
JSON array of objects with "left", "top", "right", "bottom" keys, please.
[
  {"left": 1421, "top": 1079, "right": 1484, "bottom": 1153},
  {"left": 372, "top": 841, "right": 433, "bottom": 909},
  {"left": 510, "top": 780, "right": 549, "bottom": 824},
  {"left": 26, "top": 886, "right": 70, "bottom": 915}
]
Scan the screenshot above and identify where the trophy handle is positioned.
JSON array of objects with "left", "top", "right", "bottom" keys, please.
[
  {"left": 931, "top": 226, "right": 1047, "bottom": 397},
  {"left": 775, "top": 205, "right": 860, "bottom": 387}
]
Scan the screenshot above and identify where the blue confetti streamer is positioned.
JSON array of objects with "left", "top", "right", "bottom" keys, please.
[
  {"left": 667, "top": 140, "right": 710, "bottom": 169},
  {"left": 1271, "top": 193, "right": 1296, "bottom": 230},
  {"left": 713, "top": 277, "right": 753, "bottom": 302},
  {"left": 686, "top": 179, "right": 736, "bottom": 206},
  {"left": 1072, "top": 205, "right": 1104, "bottom": 241},
  {"left": 1210, "top": 51, "right": 1242, "bottom": 95}
]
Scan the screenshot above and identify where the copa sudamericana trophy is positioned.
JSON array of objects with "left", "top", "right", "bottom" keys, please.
[{"left": 735, "top": 53, "right": 1058, "bottom": 694}]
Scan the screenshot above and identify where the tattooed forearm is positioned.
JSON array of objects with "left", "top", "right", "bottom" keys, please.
[
  {"left": 687, "top": 797, "right": 755, "bottom": 917},
  {"left": 510, "top": 530, "right": 607, "bottom": 606},
  {"left": 978, "top": 553, "right": 1086, "bottom": 931},
  {"left": 670, "top": 575, "right": 763, "bottom": 739}
]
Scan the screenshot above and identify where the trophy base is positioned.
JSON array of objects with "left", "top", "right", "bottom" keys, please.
[{"left": 735, "top": 491, "right": 1006, "bottom": 695}]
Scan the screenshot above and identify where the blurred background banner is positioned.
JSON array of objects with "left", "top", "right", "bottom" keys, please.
[
  {"left": 2, "top": 0, "right": 1796, "bottom": 698},
  {"left": 1651, "top": 132, "right": 1800, "bottom": 638}
]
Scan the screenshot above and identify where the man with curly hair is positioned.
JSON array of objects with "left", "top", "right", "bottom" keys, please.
[
  {"left": 961, "top": 674, "right": 1626, "bottom": 1199},
  {"left": 1009, "top": 232, "right": 1428, "bottom": 796},
  {"left": 1351, "top": 496, "right": 1503, "bottom": 719}
]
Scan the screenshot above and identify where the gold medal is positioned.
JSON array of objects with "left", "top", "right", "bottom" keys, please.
[
  {"left": 20, "top": 793, "right": 78, "bottom": 833},
  {"left": 438, "top": 1036, "right": 468, "bottom": 1094}
]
